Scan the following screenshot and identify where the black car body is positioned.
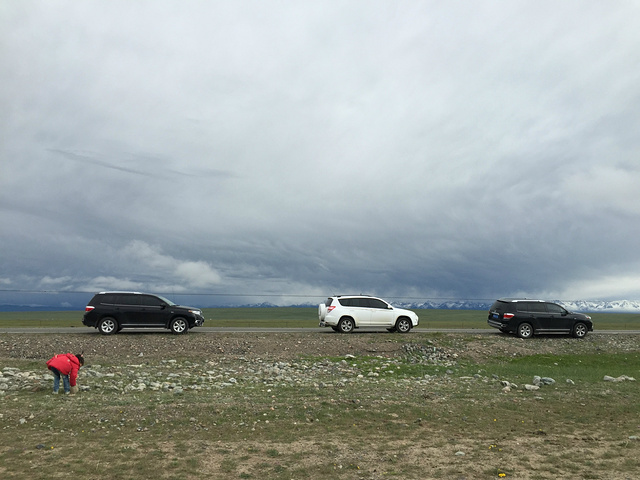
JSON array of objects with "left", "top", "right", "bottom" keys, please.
[
  {"left": 488, "top": 298, "right": 593, "bottom": 339},
  {"left": 83, "top": 292, "right": 205, "bottom": 335}
]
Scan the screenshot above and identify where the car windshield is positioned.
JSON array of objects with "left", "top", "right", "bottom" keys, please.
[{"left": 156, "top": 295, "right": 177, "bottom": 306}]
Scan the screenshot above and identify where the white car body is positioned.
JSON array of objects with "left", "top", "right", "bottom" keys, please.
[{"left": 318, "top": 295, "right": 419, "bottom": 333}]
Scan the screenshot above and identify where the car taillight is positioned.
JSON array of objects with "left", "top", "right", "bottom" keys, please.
[
  {"left": 503, "top": 313, "right": 514, "bottom": 319},
  {"left": 328, "top": 306, "right": 336, "bottom": 312},
  {"left": 85, "top": 306, "right": 95, "bottom": 312}
]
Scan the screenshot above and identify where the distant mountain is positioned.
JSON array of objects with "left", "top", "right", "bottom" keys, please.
[
  {"left": 287, "top": 299, "right": 640, "bottom": 312},
  {"left": 394, "top": 300, "right": 493, "bottom": 311},
  {"left": 395, "top": 299, "right": 640, "bottom": 313},
  {"left": 555, "top": 299, "right": 640, "bottom": 313},
  {"left": 2, "top": 298, "right": 640, "bottom": 313}
]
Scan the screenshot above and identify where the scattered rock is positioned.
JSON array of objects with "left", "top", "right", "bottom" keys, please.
[{"left": 603, "top": 375, "right": 636, "bottom": 383}]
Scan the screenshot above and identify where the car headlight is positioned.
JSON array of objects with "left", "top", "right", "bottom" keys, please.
[{"left": 189, "top": 309, "right": 202, "bottom": 316}]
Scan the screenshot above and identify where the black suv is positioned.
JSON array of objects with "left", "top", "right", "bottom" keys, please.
[
  {"left": 488, "top": 298, "right": 593, "bottom": 339},
  {"left": 83, "top": 292, "right": 205, "bottom": 335}
]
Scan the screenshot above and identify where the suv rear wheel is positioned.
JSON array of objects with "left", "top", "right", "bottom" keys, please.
[
  {"left": 98, "top": 317, "right": 118, "bottom": 335},
  {"left": 517, "top": 322, "right": 534, "bottom": 339},
  {"left": 338, "top": 317, "right": 355, "bottom": 333}
]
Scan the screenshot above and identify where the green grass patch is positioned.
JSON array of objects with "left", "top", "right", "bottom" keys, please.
[
  {"left": 492, "top": 352, "right": 640, "bottom": 383},
  {"left": 1, "top": 308, "right": 639, "bottom": 330}
]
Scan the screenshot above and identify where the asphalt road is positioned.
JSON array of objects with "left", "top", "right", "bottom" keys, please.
[{"left": 1, "top": 327, "right": 638, "bottom": 335}]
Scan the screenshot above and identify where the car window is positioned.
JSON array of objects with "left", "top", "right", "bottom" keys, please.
[
  {"left": 368, "top": 298, "right": 389, "bottom": 309},
  {"left": 530, "top": 303, "right": 546, "bottom": 313},
  {"left": 118, "top": 295, "right": 141, "bottom": 306},
  {"left": 111, "top": 295, "right": 129, "bottom": 305},
  {"left": 339, "top": 298, "right": 370, "bottom": 307},
  {"left": 326, "top": 298, "right": 334, "bottom": 307},
  {"left": 358, "top": 298, "right": 379, "bottom": 307},
  {"left": 516, "top": 302, "right": 545, "bottom": 313},
  {"left": 545, "top": 303, "right": 565, "bottom": 314},
  {"left": 490, "top": 301, "right": 509, "bottom": 312},
  {"left": 98, "top": 294, "right": 117, "bottom": 305},
  {"left": 141, "top": 295, "right": 164, "bottom": 307}
]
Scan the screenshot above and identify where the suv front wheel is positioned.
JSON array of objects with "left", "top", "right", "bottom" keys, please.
[
  {"left": 337, "top": 317, "right": 355, "bottom": 333},
  {"left": 170, "top": 317, "right": 189, "bottom": 334},
  {"left": 395, "top": 317, "right": 412, "bottom": 333},
  {"left": 572, "top": 322, "right": 588, "bottom": 338}
]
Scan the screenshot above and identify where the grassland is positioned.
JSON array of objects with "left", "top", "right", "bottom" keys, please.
[
  {"left": 1, "top": 325, "right": 639, "bottom": 479},
  {"left": 0, "top": 307, "right": 638, "bottom": 330}
]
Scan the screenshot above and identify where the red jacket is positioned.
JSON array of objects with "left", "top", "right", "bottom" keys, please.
[{"left": 46, "top": 353, "right": 81, "bottom": 387}]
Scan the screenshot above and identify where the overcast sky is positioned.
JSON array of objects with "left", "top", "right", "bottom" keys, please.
[{"left": 2, "top": 1, "right": 640, "bottom": 308}]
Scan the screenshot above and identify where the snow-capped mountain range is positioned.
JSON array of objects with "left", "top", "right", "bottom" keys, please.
[
  {"left": 2, "top": 298, "right": 640, "bottom": 313},
  {"left": 290, "top": 299, "right": 640, "bottom": 313},
  {"left": 392, "top": 299, "right": 640, "bottom": 313},
  {"left": 552, "top": 300, "right": 640, "bottom": 313}
]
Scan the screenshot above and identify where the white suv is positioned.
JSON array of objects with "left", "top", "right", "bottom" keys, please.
[{"left": 318, "top": 295, "right": 419, "bottom": 333}]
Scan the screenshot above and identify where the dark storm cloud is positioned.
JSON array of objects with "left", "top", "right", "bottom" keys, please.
[{"left": 1, "top": 1, "right": 640, "bottom": 308}]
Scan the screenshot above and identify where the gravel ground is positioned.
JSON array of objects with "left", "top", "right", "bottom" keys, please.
[
  {"left": 2, "top": 331, "right": 638, "bottom": 393},
  {"left": 1, "top": 331, "right": 639, "bottom": 480},
  {"left": 1, "top": 330, "right": 639, "bottom": 364}
]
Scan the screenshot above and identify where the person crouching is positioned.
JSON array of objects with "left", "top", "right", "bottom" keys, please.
[{"left": 46, "top": 352, "right": 84, "bottom": 395}]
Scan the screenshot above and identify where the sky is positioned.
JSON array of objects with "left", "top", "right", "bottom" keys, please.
[{"left": 2, "top": 1, "right": 640, "bottom": 309}]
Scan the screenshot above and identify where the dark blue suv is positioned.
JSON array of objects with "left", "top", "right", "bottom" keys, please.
[
  {"left": 83, "top": 292, "right": 205, "bottom": 335},
  {"left": 488, "top": 298, "right": 593, "bottom": 339}
]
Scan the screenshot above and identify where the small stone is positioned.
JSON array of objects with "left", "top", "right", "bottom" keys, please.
[{"left": 455, "top": 451, "right": 465, "bottom": 456}]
